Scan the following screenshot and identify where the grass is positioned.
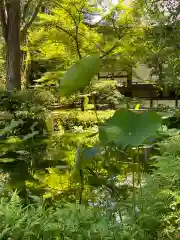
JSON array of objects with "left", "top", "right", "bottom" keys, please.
[
  {"left": 52, "top": 109, "right": 114, "bottom": 122},
  {"left": 51, "top": 108, "right": 174, "bottom": 125}
]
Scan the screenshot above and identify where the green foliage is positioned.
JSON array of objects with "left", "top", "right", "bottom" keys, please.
[
  {"left": 0, "top": 90, "right": 56, "bottom": 200},
  {"left": 138, "top": 0, "right": 180, "bottom": 89},
  {"left": 2, "top": 133, "right": 180, "bottom": 239},
  {"left": 52, "top": 110, "right": 113, "bottom": 131},
  {"left": 163, "top": 110, "right": 180, "bottom": 129},
  {"left": 0, "top": 193, "right": 122, "bottom": 239},
  {"left": 1, "top": 0, "right": 180, "bottom": 239},
  {"left": 92, "top": 80, "right": 123, "bottom": 107},
  {"left": 122, "top": 134, "right": 180, "bottom": 239},
  {"left": 59, "top": 55, "right": 100, "bottom": 96},
  {"left": 28, "top": 0, "right": 104, "bottom": 85},
  {"left": 27, "top": 0, "right": 145, "bottom": 88},
  {"left": 99, "top": 109, "right": 161, "bottom": 146},
  {"left": 83, "top": 95, "right": 89, "bottom": 110}
]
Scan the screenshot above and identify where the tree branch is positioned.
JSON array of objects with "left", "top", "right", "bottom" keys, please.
[
  {"left": 55, "top": 25, "right": 82, "bottom": 58},
  {"left": 51, "top": 1, "right": 82, "bottom": 59},
  {"left": 100, "top": 19, "right": 128, "bottom": 59},
  {"left": 75, "top": 25, "right": 81, "bottom": 59},
  {"left": 53, "top": 2, "right": 77, "bottom": 25},
  {"left": 22, "top": 0, "right": 32, "bottom": 22},
  {"left": 78, "top": 32, "right": 105, "bottom": 53},
  {"left": 100, "top": 43, "right": 118, "bottom": 59},
  {"left": 112, "top": 15, "right": 121, "bottom": 40},
  {"left": 21, "top": 0, "right": 43, "bottom": 41},
  {"left": 55, "top": 25, "right": 76, "bottom": 40},
  {"left": 56, "top": 25, "right": 105, "bottom": 60},
  {"left": 54, "top": 2, "right": 82, "bottom": 59},
  {"left": 0, "top": 0, "right": 8, "bottom": 43}
]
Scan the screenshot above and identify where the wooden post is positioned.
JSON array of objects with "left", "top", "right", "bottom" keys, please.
[
  {"left": 150, "top": 98, "right": 153, "bottom": 108},
  {"left": 150, "top": 91, "right": 153, "bottom": 108},
  {"left": 175, "top": 96, "right": 178, "bottom": 108},
  {"left": 127, "top": 71, "right": 132, "bottom": 98}
]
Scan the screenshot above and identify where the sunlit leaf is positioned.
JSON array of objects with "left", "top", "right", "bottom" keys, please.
[{"left": 59, "top": 55, "right": 100, "bottom": 96}]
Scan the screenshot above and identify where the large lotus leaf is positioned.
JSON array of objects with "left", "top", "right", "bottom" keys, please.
[
  {"left": 99, "top": 109, "right": 162, "bottom": 147},
  {"left": 59, "top": 55, "right": 100, "bottom": 96}
]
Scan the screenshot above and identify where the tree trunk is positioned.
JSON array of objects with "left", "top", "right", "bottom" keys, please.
[
  {"left": 0, "top": 0, "right": 43, "bottom": 90},
  {"left": 6, "top": 0, "right": 21, "bottom": 90}
]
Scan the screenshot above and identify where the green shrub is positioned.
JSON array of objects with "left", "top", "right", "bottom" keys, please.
[
  {"left": 0, "top": 193, "right": 122, "bottom": 239},
  {"left": 0, "top": 90, "right": 56, "bottom": 201},
  {"left": 59, "top": 112, "right": 103, "bottom": 130},
  {"left": 121, "top": 134, "right": 180, "bottom": 239},
  {"left": 163, "top": 110, "right": 180, "bottom": 129},
  {"left": 52, "top": 110, "right": 113, "bottom": 131},
  {"left": 91, "top": 81, "right": 123, "bottom": 107}
]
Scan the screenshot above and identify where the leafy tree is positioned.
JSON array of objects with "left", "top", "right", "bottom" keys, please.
[
  {"left": 136, "top": 0, "right": 180, "bottom": 92},
  {"left": 28, "top": 0, "right": 102, "bottom": 84},
  {"left": 0, "top": 0, "right": 44, "bottom": 90},
  {"left": 26, "top": 0, "right": 146, "bottom": 113}
]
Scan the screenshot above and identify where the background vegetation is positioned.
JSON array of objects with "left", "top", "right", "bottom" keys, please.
[{"left": 0, "top": 0, "right": 180, "bottom": 239}]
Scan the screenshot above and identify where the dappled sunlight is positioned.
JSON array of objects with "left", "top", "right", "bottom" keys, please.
[{"left": 0, "top": 0, "right": 179, "bottom": 238}]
